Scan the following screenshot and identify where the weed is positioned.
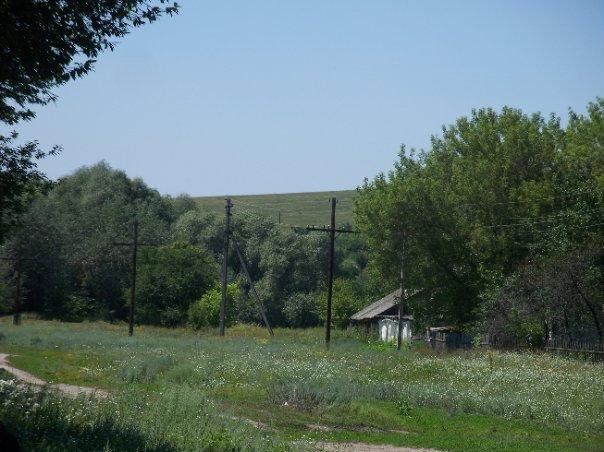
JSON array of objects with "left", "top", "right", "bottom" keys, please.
[
  {"left": 118, "top": 355, "right": 175, "bottom": 384},
  {"left": 395, "top": 397, "right": 413, "bottom": 417},
  {"left": 267, "top": 378, "right": 342, "bottom": 413}
]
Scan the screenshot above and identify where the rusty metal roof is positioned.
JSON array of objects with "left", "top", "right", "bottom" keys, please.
[{"left": 351, "top": 288, "right": 420, "bottom": 321}]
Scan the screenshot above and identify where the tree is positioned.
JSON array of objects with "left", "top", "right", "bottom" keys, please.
[
  {"left": 188, "top": 283, "right": 239, "bottom": 329},
  {"left": 165, "top": 194, "right": 197, "bottom": 221},
  {"left": 171, "top": 208, "right": 328, "bottom": 326},
  {"left": 0, "top": 0, "right": 178, "bottom": 243},
  {"left": 355, "top": 101, "right": 602, "bottom": 328},
  {"left": 481, "top": 243, "right": 603, "bottom": 344},
  {"left": 0, "top": 0, "right": 178, "bottom": 125},
  {"left": 316, "top": 278, "right": 364, "bottom": 328},
  {"left": 282, "top": 293, "right": 319, "bottom": 328},
  {"left": 0, "top": 133, "right": 59, "bottom": 243},
  {"left": 5, "top": 162, "right": 173, "bottom": 319},
  {"left": 135, "top": 242, "right": 217, "bottom": 327}
]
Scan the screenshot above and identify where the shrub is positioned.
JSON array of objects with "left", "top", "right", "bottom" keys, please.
[
  {"left": 159, "top": 307, "right": 184, "bottom": 328},
  {"left": 188, "top": 283, "right": 239, "bottom": 329},
  {"left": 134, "top": 242, "right": 218, "bottom": 327},
  {"left": 316, "top": 278, "right": 365, "bottom": 328},
  {"left": 267, "top": 378, "right": 341, "bottom": 413},
  {"left": 118, "top": 355, "right": 175, "bottom": 384},
  {"left": 282, "top": 293, "right": 319, "bottom": 327},
  {"left": 395, "top": 397, "right": 413, "bottom": 417},
  {"left": 61, "top": 294, "right": 98, "bottom": 322}
]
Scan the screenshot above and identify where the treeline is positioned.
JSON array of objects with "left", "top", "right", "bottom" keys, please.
[
  {"left": 0, "top": 162, "right": 372, "bottom": 328},
  {"left": 1, "top": 100, "right": 602, "bottom": 340},
  {"left": 355, "top": 99, "right": 604, "bottom": 343}
]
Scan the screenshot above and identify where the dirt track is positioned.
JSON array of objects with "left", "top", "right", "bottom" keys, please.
[
  {"left": 0, "top": 353, "right": 108, "bottom": 398},
  {"left": 0, "top": 353, "right": 439, "bottom": 451},
  {"left": 314, "top": 443, "right": 440, "bottom": 452}
]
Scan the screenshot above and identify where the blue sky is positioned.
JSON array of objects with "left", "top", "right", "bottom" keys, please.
[{"left": 10, "top": 0, "right": 604, "bottom": 196}]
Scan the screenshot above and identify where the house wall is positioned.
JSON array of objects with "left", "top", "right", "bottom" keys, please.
[{"left": 378, "top": 318, "right": 412, "bottom": 342}]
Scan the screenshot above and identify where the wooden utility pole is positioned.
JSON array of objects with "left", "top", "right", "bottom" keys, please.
[
  {"left": 307, "top": 197, "right": 356, "bottom": 349},
  {"left": 113, "top": 218, "right": 158, "bottom": 336},
  {"left": 128, "top": 219, "right": 139, "bottom": 337},
  {"left": 233, "top": 238, "right": 274, "bottom": 336},
  {"left": 220, "top": 198, "right": 233, "bottom": 336},
  {"left": 397, "top": 241, "right": 406, "bottom": 351},
  {"left": 326, "top": 197, "right": 336, "bottom": 347},
  {"left": 14, "top": 257, "right": 21, "bottom": 325}
]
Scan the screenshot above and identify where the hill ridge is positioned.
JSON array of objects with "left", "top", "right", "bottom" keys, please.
[{"left": 193, "top": 189, "right": 356, "bottom": 226}]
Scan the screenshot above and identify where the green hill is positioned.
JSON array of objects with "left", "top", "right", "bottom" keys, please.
[{"left": 193, "top": 190, "right": 357, "bottom": 227}]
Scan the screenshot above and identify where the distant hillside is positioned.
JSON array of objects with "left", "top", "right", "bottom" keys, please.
[{"left": 193, "top": 190, "right": 357, "bottom": 227}]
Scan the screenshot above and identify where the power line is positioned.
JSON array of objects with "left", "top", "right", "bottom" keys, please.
[{"left": 475, "top": 217, "right": 604, "bottom": 230}]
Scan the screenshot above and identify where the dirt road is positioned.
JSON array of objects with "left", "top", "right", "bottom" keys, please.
[{"left": 0, "top": 353, "right": 108, "bottom": 398}]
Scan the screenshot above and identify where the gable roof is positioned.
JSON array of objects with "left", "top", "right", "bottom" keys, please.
[{"left": 351, "top": 288, "right": 420, "bottom": 321}]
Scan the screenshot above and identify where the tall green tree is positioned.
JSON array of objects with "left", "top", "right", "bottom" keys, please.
[
  {"left": 135, "top": 242, "right": 217, "bottom": 327},
  {"left": 0, "top": 0, "right": 178, "bottom": 243},
  {"left": 171, "top": 208, "right": 328, "bottom": 326},
  {"left": 355, "top": 101, "right": 603, "bottom": 328},
  {"left": 5, "top": 162, "right": 173, "bottom": 319},
  {"left": 0, "top": 0, "right": 178, "bottom": 125}
]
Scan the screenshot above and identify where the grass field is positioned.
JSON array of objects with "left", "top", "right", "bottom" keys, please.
[
  {"left": 193, "top": 190, "right": 357, "bottom": 227},
  {"left": 0, "top": 318, "right": 603, "bottom": 451}
]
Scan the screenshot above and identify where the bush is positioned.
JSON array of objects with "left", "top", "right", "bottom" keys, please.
[
  {"left": 159, "top": 307, "right": 183, "bottom": 328},
  {"left": 267, "top": 378, "right": 341, "bottom": 413},
  {"left": 188, "top": 283, "right": 239, "bottom": 329},
  {"left": 282, "top": 293, "right": 319, "bottom": 327},
  {"left": 118, "top": 355, "right": 175, "bottom": 384},
  {"left": 61, "top": 294, "right": 99, "bottom": 322},
  {"left": 134, "top": 242, "right": 218, "bottom": 327},
  {"left": 316, "top": 278, "right": 365, "bottom": 328}
]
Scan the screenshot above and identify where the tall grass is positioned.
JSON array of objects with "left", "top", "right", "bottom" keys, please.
[
  {"left": 0, "top": 318, "right": 603, "bottom": 447},
  {"left": 0, "top": 379, "right": 285, "bottom": 451}
]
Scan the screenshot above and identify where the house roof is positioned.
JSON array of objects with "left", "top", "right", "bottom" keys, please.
[{"left": 351, "top": 288, "right": 420, "bottom": 321}]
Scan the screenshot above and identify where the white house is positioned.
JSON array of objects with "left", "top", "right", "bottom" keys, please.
[
  {"left": 350, "top": 288, "right": 419, "bottom": 342},
  {"left": 378, "top": 317, "right": 412, "bottom": 342}
]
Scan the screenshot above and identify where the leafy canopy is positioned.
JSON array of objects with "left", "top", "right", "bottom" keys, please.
[
  {"left": 0, "top": 0, "right": 179, "bottom": 124},
  {"left": 355, "top": 100, "right": 604, "bottom": 328}
]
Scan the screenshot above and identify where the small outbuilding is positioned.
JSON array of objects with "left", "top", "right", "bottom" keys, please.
[{"left": 351, "top": 289, "right": 420, "bottom": 342}]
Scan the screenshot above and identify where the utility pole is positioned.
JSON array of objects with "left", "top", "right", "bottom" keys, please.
[
  {"left": 326, "top": 197, "right": 336, "bottom": 348},
  {"left": 233, "top": 238, "right": 274, "bottom": 336},
  {"left": 307, "top": 197, "right": 357, "bottom": 349},
  {"left": 129, "top": 219, "right": 138, "bottom": 337},
  {"left": 397, "top": 240, "right": 406, "bottom": 351},
  {"left": 220, "top": 198, "right": 233, "bottom": 336},
  {"left": 113, "top": 218, "right": 158, "bottom": 336},
  {"left": 0, "top": 255, "right": 35, "bottom": 325},
  {"left": 14, "top": 257, "right": 21, "bottom": 325}
]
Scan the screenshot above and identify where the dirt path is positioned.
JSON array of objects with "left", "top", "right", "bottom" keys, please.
[
  {"left": 314, "top": 443, "right": 440, "bottom": 452},
  {"left": 0, "top": 354, "right": 436, "bottom": 451},
  {"left": 0, "top": 353, "right": 108, "bottom": 398}
]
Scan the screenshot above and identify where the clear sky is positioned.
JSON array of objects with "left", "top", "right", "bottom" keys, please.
[{"left": 9, "top": 0, "right": 604, "bottom": 196}]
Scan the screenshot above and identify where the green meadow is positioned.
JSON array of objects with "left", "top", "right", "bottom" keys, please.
[
  {"left": 0, "top": 318, "right": 603, "bottom": 451},
  {"left": 193, "top": 190, "right": 357, "bottom": 227}
]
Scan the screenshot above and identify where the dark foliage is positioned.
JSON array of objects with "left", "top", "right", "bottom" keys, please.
[
  {"left": 0, "top": 133, "right": 59, "bottom": 243},
  {"left": 0, "top": 0, "right": 178, "bottom": 125},
  {"left": 0, "top": 0, "right": 178, "bottom": 249}
]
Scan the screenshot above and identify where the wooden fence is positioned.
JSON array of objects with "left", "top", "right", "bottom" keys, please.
[{"left": 421, "top": 331, "right": 604, "bottom": 361}]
